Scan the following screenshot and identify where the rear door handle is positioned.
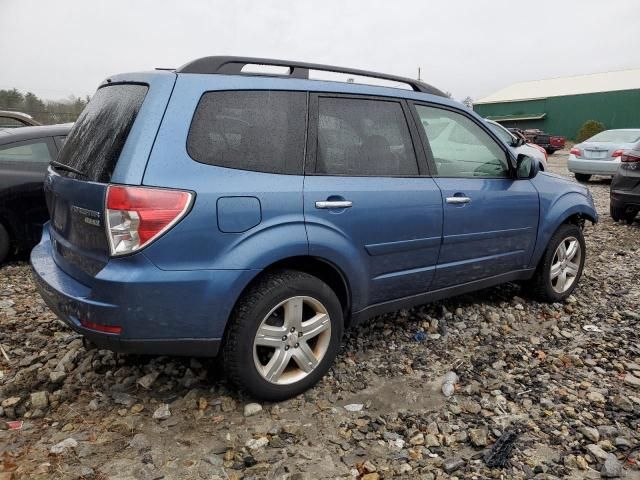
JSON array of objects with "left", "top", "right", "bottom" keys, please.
[
  {"left": 445, "top": 196, "right": 471, "bottom": 204},
  {"left": 315, "top": 200, "right": 353, "bottom": 209}
]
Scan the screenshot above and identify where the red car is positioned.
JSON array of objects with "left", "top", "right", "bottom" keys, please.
[{"left": 523, "top": 129, "right": 565, "bottom": 154}]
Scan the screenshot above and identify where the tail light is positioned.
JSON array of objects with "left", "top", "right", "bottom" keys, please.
[
  {"left": 612, "top": 149, "right": 624, "bottom": 158},
  {"left": 106, "top": 185, "right": 193, "bottom": 256},
  {"left": 531, "top": 144, "right": 548, "bottom": 161},
  {"left": 570, "top": 147, "right": 581, "bottom": 156},
  {"left": 621, "top": 152, "right": 640, "bottom": 163}
]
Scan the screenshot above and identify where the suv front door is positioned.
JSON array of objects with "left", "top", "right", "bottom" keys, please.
[
  {"left": 411, "top": 103, "right": 539, "bottom": 290},
  {"left": 303, "top": 94, "right": 443, "bottom": 311}
]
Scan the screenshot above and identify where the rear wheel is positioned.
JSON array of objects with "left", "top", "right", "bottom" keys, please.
[
  {"left": 223, "top": 270, "right": 343, "bottom": 401},
  {"left": 574, "top": 173, "right": 591, "bottom": 183},
  {"left": 610, "top": 205, "right": 624, "bottom": 222},
  {"left": 0, "top": 224, "right": 10, "bottom": 264},
  {"left": 528, "top": 224, "right": 585, "bottom": 302},
  {"left": 624, "top": 210, "right": 637, "bottom": 225}
]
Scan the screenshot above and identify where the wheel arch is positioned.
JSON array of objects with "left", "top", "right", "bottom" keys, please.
[{"left": 226, "top": 255, "right": 354, "bottom": 337}]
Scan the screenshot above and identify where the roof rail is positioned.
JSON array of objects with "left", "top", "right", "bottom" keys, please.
[{"left": 176, "top": 56, "right": 446, "bottom": 97}]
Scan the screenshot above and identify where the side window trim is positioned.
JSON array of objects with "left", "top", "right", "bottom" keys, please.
[
  {"left": 305, "top": 92, "right": 430, "bottom": 177},
  {"left": 0, "top": 138, "right": 56, "bottom": 164},
  {"left": 408, "top": 100, "right": 516, "bottom": 179}
]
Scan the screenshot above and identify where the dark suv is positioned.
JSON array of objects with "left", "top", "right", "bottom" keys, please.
[{"left": 31, "top": 57, "right": 597, "bottom": 400}]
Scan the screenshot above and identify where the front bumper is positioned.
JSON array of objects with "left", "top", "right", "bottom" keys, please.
[
  {"left": 567, "top": 155, "right": 620, "bottom": 176},
  {"left": 31, "top": 226, "right": 257, "bottom": 357}
]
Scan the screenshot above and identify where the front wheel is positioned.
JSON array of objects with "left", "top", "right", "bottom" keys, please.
[
  {"left": 574, "top": 173, "right": 591, "bottom": 183},
  {"left": 223, "top": 270, "right": 343, "bottom": 401},
  {"left": 528, "top": 224, "right": 586, "bottom": 302}
]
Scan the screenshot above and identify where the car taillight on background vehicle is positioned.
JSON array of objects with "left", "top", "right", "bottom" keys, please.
[
  {"left": 530, "top": 143, "right": 548, "bottom": 161},
  {"left": 106, "top": 185, "right": 193, "bottom": 256},
  {"left": 612, "top": 149, "right": 624, "bottom": 158},
  {"left": 570, "top": 147, "right": 581, "bottom": 156},
  {"left": 621, "top": 152, "right": 640, "bottom": 163}
]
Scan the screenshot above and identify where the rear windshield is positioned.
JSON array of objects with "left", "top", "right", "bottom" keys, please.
[
  {"left": 56, "top": 84, "right": 148, "bottom": 182},
  {"left": 588, "top": 130, "right": 640, "bottom": 143}
]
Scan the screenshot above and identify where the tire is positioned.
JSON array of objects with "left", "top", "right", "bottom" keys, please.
[
  {"left": 574, "top": 173, "right": 591, "bottom": 183},
  {"left": 624, "top": 210, "right": 637, "bottom": 225},
  {"left": 223, "top": 269, "right": 343, "bottom": 401},
  {"left": 0, "top": 223, "right": 10, "bottom": 265},
  {"left": 610, "top": 205, "right": 624, "bottom": 222},
  {"left": 528, "top": 223, "right": 586, "bottom": 302}
]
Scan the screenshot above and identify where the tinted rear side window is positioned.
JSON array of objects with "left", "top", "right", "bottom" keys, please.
[
  {"left": 187, "top": 91, "right": 307, "bottom": 174},
  {"left": 57, "top": 84, "right": 148, "bottom": 182},
  {"left": 316, "top": 97, "right": 419, "bottom": 176}
]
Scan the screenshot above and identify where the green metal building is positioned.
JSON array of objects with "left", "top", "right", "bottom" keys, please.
[{"left": 473, "top": 68, "right": 640, "bottom": 140}]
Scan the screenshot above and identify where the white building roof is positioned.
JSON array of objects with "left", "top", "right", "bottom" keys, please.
[{"left": 475, "top": 68, "right": 640, "bottom": 105}]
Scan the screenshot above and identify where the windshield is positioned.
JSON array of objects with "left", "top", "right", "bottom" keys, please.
[
  {"left": 487, "top": 121, "right": 515, "bottom": 145},
  {"left": 587, "top": 130, "right": 640, "bottom": 143}
]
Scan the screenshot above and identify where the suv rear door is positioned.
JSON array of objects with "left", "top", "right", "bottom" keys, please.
[
  {"left": 44, "top": 73, "right": 176, "bottom": 282},
  {"left": 411, "top": 103, "right": 539, "bottom": 289},
  {"left": 303, "top": 94, "right": 443, "bottom": 311}
]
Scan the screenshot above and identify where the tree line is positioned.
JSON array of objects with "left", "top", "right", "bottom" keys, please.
[{"left": 0, "top": 89, "right": 89, "bottom": 125}]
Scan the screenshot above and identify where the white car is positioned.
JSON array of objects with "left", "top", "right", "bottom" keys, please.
[{"left": 485, "top": 119, "right": 548, "bottom": 171}]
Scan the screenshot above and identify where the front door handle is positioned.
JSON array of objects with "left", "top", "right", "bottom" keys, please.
[
  {"left": 445, "top": 196, "right": 471, "bottom": 205},
  {"left": 315, "top": 200, "right": 353, "bottom": 209}
]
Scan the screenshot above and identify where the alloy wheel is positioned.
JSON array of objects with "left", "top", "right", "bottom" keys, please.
[
  {"left": 253, "top": 296, "right": 332, "bottom": 385},
  {"left": 550, "top": 236, "right": 581, "bottom": 294}
]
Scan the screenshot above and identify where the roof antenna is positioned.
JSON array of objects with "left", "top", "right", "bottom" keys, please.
[{"left": 417, "top": 67, "right": 421, "bottom": 81}]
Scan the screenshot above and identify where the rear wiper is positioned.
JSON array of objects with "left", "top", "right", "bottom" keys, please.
[{"left": 50, "top": 160, "right": 87, "bottom": 177}]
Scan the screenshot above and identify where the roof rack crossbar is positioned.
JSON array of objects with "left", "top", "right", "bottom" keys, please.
[{"left": 176, "top": 56, "right": 445, "bottom": 97}]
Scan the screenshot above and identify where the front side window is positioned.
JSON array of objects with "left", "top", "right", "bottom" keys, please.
[
  {"left": 0, "top": 140, "right": 52, "bottom": 163},
  {"left": 415, "top": 105, "right": 509, "bottom": 178},
  {"left": 316, "top": 97, "right": 419, "bottom": 176},
  {"left": 188, "top": 91, "right": 307, "bottom": 174}
]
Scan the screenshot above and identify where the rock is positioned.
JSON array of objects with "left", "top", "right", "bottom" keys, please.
[
  {"left": 30, "top": 391, "right": 48, "bottom": 410},
  {"left": 245, "top": 436, "right": 268, "bottom": 450},
  {"left": 624, "top": 374, "right": 640, "bottom": 389},
  {"left": 425, "top": 433, "right": 440, "bottom": 447},
  {"left": 580, "top": 426, "right": 600, "bottom": 442},
  {"left": 1, "top": 397, "right": 21, "bottom": 408},
  {"left": 243, "top": 403, "right": 263, "bottom": 417},
  {"left": 361, "top": 474, "right": 379, "bottom": 480},
  {"left": 587, "top": 391, "right": 606, "bottom": 403},
  {"left": 586, "top": 444, "right": 609, "bottom": 462},
  {"left": 409, "top": 433, "right": 424, "bottom": 445},
  {"left": 362, "top": 460, "right": 377, "bottom": 473},
  {"left": 612, "top": 395, "right": 633, "bottom": 412},
  {"left": 48, "top": 370, "right": 66, "bottom": 383},
  {"left": 443, "top": 457, "right": 464, "bottom": 474},
  {"left": 152, "top": 403, "right": 171, "bottom": 420},
  {"left": 344, "top": 403, "right": 364, "bottom": 412},
  {"left": 601, "top": 454, "right": 622, "bottom": 478},
  {"left": 136, "top": 372, "right": 160, "bottom": 390},
  {"left": 50, "top": 438, "right": 78, "bottom": 454},
  {"left": 597, "top": 426, "right": 618, "bottom": 438},
  {"left": 112, "top": 392, "right": 136, "bottom": 408},
  {"left": 469, "top": 427, "right": 488, "bottom": 447}
]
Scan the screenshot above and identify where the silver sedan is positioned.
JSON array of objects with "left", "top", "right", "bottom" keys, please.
[{"left": 567, "top": 129, "right": 640, "bottom": 182}]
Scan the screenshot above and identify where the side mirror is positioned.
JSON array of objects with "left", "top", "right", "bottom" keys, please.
[
  {"left": 513, "top": 136, "right": 525, "bottom": 147},
  {"left": 516, "top": 154, "right": 539, "bottom": 179}
]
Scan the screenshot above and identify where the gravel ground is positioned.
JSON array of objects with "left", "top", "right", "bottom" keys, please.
[{"left": 1, "top": 152, "right": 639, "bottom": 480}]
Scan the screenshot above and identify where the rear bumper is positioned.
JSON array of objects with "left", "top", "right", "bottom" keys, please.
[
  {"left": 30, "top": 225, "right": 258, "bottom": 357},
  {"left": 610, "top": 189, "right": 640, "bottom": 210},
  {"left": 567, "top": 156, "right": 620, "bottom": 176}
]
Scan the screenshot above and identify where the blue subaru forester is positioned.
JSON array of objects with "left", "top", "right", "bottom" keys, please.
[{"left": 31, "top": 57, "right": 597, "bottom": 400}]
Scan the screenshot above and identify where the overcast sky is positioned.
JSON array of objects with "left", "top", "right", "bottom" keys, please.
[{"left": 1, "top": 0, "right": 638, "bottom": 102}]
